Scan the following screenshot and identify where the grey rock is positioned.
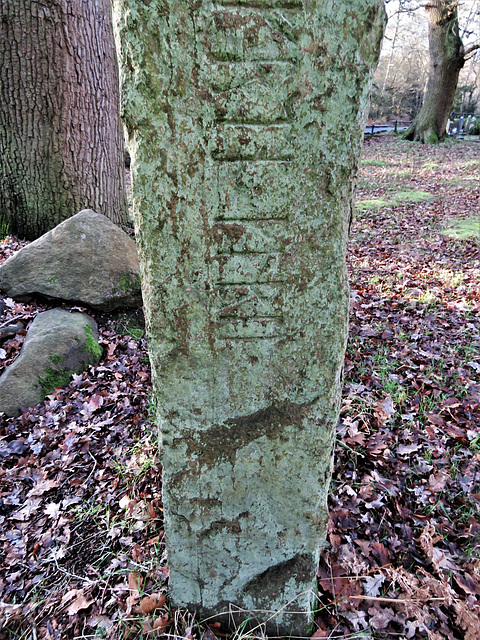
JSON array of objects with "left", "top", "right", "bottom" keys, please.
[
  {"left": 0, "top": 210, "right": 142, "bottom": 311},
  {"left": 0, "top": 308, "right": 101, "bottom": 417}
]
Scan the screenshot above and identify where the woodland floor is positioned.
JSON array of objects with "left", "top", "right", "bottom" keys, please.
[{"left": 0, "top": 135, "right": 479, "bottom": 640}]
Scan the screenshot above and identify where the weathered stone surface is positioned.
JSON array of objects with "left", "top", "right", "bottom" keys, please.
[
  {"left": 0, "top": 309, "right": 101, "bottom": 417},
  {"left": 116, "top": 0, "right": 385, "bottom": 633},
  {"left": 0, "top": 210, "right": 141, "bottom": 311}
]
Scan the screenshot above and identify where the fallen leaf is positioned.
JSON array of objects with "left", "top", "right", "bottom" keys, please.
[
  {"left": 374, "top": 395, "right": 395, "bottom": 425},
  {"left": 363, "top": 574, "right": 385, "bottom": 597},
  {"left": 44, "top": 502, "right": 61, "bottom": 520},
  {"left": 368, "top": 605, "right": 396, "bottom": 630},
  {"left": 88, "top": 394, "right": 104, "bottom": 410},
  {"left": 10, "top": 498, "right": 42, "bottom": 521},
  {"left": 397, "top": 443, "right": 421, "bottom": 455},
  {"left": 428, "top": 472, "right": 447, "bottom": 493},
  {"left": 27, "top": 478, "right": 60, "bottom": 497},
  {"left": 119, "top": 495, "right": 132, "bottom": 510},
  {"left": 0, "top": 602, "right": 23, "bottom": 624},
  {"left": 454, "top": 572, "right": 480, "bottom": 596},
  {"left": 371, "top": 541, "right": 390, "bottom": 565},
  {"left": 87, "top": 615, "right": 114, "bottom": 631},
  {"left": 153, "top": 613, "right": 170, "bottom": 631},
  {"left": 138, "top": 593, "right": 166, "bottom": 614},
  {"left": 67, "top": 592, "right": 94, "bottom": 616},
  {"left": 128, "top": 572, "right": 143, "bottom": 595}
]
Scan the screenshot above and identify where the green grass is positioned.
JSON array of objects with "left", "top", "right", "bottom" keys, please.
[
  {"left": 393, "top": 169, "right": 412, "bottom": 178},
  {"left": 360, "top": 159, "right": 390, "bottom": 167},
  {"left": 446, "top": 176, "right": 480, "bottom": 186},
  {"left": 114, "top": 311, "right": 145, "bottom": 340},
  {"left": 0, "top": 216, "right": 11, "bottom": 240},
  {"left": 443, "top": 217, "right": 480, "bottom": 240},
  {"left": 394, "top": 190, "right": 434, "bottom": 203},
  {"left": 356, "top": 198, "right": 391, "bottom": 210},
  {"left": 459, "top": 160, "right": 480, "bottom": 168},
  {"left": 356, "top": 190, "right": 434, "bottom": 211}
]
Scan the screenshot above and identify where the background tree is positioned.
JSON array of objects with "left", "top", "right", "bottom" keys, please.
[
  {"left": 370, "top": 4, "right": 429, "bottom": 120},
  {"left": 370, "top": 0, "right": 479, "bottom": 124},
  {"left": 0, "top": 0, "right": 127, "bottom": 240},
  {"left": 405, "top": 0, "right": 480, "bottom": 142}
]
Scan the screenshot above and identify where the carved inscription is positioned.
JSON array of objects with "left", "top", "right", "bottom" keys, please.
[{"left": 204, "top": 1, "right": 302, "bottom": 341}]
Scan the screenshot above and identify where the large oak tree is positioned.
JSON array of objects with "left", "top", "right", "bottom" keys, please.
[
  {"left": 0, "top": 0, "right": 127, "bottom": 240},
  {"left": 405, "top": 0, "right": 479, "bottom": 143}
]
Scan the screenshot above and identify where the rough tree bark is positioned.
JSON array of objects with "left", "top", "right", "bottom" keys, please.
[
  {"left": 0, "top": 0, "right": 127, "bottom": 240},
  {"left": 115, "top": 0, "right": 385, "bottom": 634},
  {"left": 405, "top": 0, "right": 476, "bottom": 143}
]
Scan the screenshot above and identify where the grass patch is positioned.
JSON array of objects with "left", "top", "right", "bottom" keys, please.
[
  {"left": 356, "top": 190, "right": 434, "bottom": 211},
  {"left": 360, "top": 159, "right": 390, "bottom": 167},
  {"left": 443, "top": 217, "right": 480, "bottom": 240},
  {"left": 356, "top": 198, "right": 391, "bottom": 210},
  {"left": 0, "top": 216, "right": 11, "bottom": 240},
  {"left": 446, "top": 176, "right": 479, "bottom": 185},
  {"left": 460, "top": 160, "right": 480, "bottom": 168},
  {"left": 112, "top": 309, "right": 146, "bottom": 340},
  {"left": 394, "top": 190, "right": 434, "bottom": 203}
]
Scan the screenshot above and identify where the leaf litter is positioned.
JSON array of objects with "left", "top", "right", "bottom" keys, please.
[{"left": 0, "top": 137, "right": 479, "bottom": 639}]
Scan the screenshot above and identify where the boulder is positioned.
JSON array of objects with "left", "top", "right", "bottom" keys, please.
[
  {"left": 0, "top": 308, "right": 102, "bottom": 417},
  {"left": 0, "top": 210, "right": 142, "bottom": 311}
]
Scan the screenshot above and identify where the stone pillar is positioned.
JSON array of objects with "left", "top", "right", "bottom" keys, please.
[{"left": 115, "top": 0, "right": 385, "bottom": 634}]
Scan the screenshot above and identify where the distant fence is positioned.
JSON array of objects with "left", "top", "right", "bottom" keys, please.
[
  {"left": 364, "top": 120, "right": 411, "bottom": 136},
  {"left": 365, "top": 114, "right": 480, "bottom": 138}
]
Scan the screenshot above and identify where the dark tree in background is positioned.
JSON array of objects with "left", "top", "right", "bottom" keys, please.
[
  {"left": 0, "top": 0, "right": 127, "bottom": 240},
  {"left": 405, "top": 0, "right": 479, "bottom": 143}
]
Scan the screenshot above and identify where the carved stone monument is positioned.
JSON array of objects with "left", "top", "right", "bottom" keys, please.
[{"left": 116, "top": 0, "right": 385, "bottom": 633}]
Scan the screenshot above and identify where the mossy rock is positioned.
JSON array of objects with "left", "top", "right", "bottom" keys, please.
[
  {"left": 0, "top": 210, "right": 142, "bottom": 311},
  {"left": 0, "top": 309, "right": 102, "bottom": 417}
]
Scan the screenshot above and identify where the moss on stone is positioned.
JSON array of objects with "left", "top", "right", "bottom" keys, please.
[
  {"left": 84, "top": 325, "right": 103, "bottom": 363},
  {"left": 49, "top": 354, "right": 65, "bottom": 365},
  {"left": 113, "top": 271, "right": 140, "bottom": 295},
  {"left": 37, "top": 368, "right": 72, "bottom": 398}
]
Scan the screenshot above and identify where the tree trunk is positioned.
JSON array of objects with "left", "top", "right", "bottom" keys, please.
[
  {"left": 115, "top": 0, "right": 385, "bottom": 634},
  {"left": 0, "top": 0, "right": 127, "bottom": 240},
  {"left": 405, "top": 0, "right": 465, "bottom": 143}
]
